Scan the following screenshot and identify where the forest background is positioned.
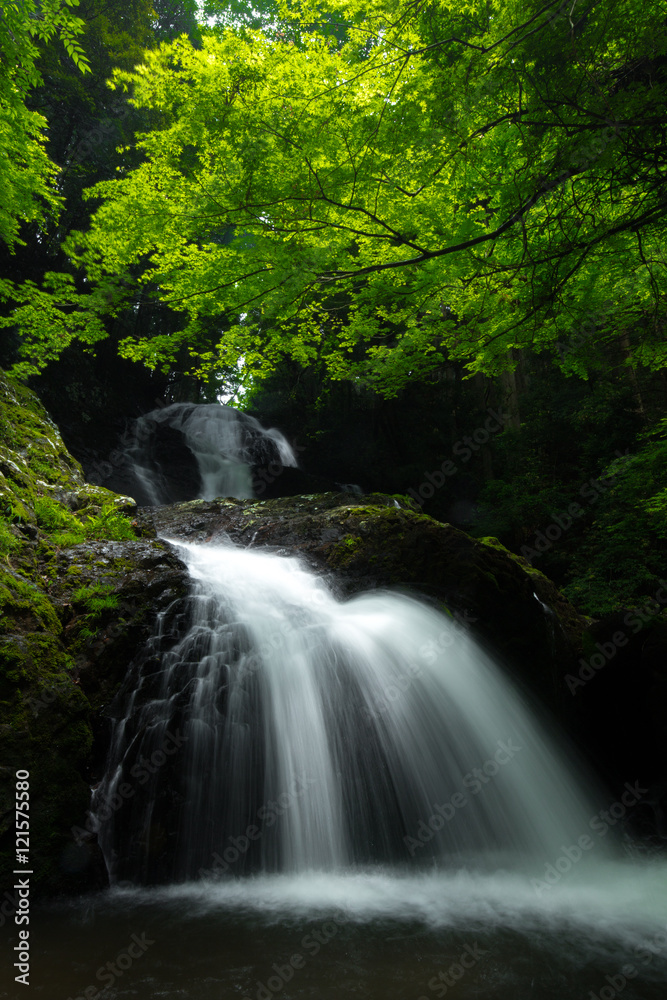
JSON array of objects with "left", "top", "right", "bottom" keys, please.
[{"left": 1, "top": 0, "right": 666, "bottom": 619}]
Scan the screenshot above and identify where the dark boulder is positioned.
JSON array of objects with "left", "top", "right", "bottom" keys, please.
[
  {"left": 147, "top": 493, "right": 589, "bottom": 705},
  {"left": 103, "top": 423, "right": 202, "bottom": 506}
]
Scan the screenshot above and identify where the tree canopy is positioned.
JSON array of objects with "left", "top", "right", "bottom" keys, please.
[
  {"left": 3, "top": 0, "right": 667, "bottom": 394},
  {"left": 0, "top": 0, "right": 203, "bottom": 375},
  {"left": 0, "top": 0, "right": 89, "bottom": 251}
]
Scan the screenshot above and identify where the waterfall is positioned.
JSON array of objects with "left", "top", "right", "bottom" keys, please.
[
  {"left": 126, "top": 402, "right": 298, "bottom": 505},
  {"left": 94, "top": 541, "right": 605, "bottom": 886}
]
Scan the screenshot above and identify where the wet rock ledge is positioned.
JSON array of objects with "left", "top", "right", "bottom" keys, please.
[{"left": 149, "top": 492, "right": 588, "bottom": 693}]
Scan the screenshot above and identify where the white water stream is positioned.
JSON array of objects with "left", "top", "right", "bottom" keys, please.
[
  {"left": 128, "top": 402, "right": 297, "bottom": 503},
  {"left": 95, "top": 542, "right": 608, "bottom": 884}
]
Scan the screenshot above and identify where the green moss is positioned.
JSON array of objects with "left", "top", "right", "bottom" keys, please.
[
  {"left": 0, "top": 641, "right": 32, "bottom": 684},
  {"left": 329, "top": 533, "right": 363, "bottom": 567},
  {"left": 0, "top": 371, "right": 137, "bottom": 575},
  {"left": 0, "top": 369, "right": 180, "bottom": 895},
  {"left": 364, "top": 492, "right": 423, "bottom": 512},
  {"left": 342, "top": 502, "right": 433, "bottom": 524},
  {"left": 479, "top": 535, "right": 550, "bottom": 582},
  {"left": 0, "top": 519, "right": 20, "bottom": 558},
  {"left": 0, "top": 569, "right": 62, "bottom": 635}
]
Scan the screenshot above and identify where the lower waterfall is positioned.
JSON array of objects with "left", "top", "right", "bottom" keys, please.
[{"left": 94, "top": 541, "right": 604, "bottom": 884}]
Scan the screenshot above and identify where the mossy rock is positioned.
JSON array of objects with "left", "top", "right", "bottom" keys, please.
[
  {"left": 150, "top": 493, "right": 588, "bottom": 705},
  {"left": 0, "top": 368, "right": 190, "bottom": 898}
]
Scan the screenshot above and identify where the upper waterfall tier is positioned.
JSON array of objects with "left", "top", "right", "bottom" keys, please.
[{"left": 122, "top": 402, "right": 298, "bottom": 505}]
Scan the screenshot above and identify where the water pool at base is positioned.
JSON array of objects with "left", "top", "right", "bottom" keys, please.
[{"left": 4, "top": 864, "right": 667, "bottom": 1000}]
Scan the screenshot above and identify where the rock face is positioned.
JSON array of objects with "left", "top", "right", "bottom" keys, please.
[
  {"left": 0, "top": 369, "right": 189, "bottom": 896},
  {"left": 149, "top": 493, "right": 589, "bottom": 702},
  {"left": 105, "top": 423, "right": 202, "bottom": 506},
  {"left": 146, "top": 495, "right": 667, "bottom": 846}
]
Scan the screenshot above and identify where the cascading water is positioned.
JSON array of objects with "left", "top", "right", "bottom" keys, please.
[
  {"left": 95, "top": 541, "right": 605, "bottom": 885},
  {"left": 125, "top": 402, "right": 297, "bottom": 505}
]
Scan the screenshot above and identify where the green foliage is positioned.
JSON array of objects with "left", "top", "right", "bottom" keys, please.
[
  {"left": 153, "top": 0, "right": 202, "bottom": 43},
  {"left": 0, "top": 273, "right": 108, "bottom": 380},
  {"left": 0, "top": 0, "right": 208, "bottom": 380},
  {"left": 563, "top": 431, "right": 667, "bottom": 617},
  {"left": 467, "top": 351, "right": 667, "bottom": 615},
  {"left": 0, "top": 0, "right": 89, "bottom": 249},
  {"left": 70, "top": 582, "right": 120, "bottom": 645},
  {"left": 12, "top": 0, "right": 658, "bottom": 394},
  {"left": 67, "top": 579, "right": 125, "bottom": 648},
  {"left": 72, "top": 582, "right": 119, "bottom": 611},
  {"left": 34, "top": 495, "right": 76, "bottom": 533},
  {"left": 0, "top": 2, "right": 88, "bottom": 95},
  {"left": 33, "top": 495, "right": 136, "bottom": 545},
  {"left": 84, "top": 506, "right": 137, "bottom": 542},
  {"left": 474, "top": 471, "right": 573, "bottom": 544},
  {"left": 0, "top": 521, "right": 20, "bottom": 560},
  {"left": 0, "top": 98, "right": 61, "bottom": 251}
]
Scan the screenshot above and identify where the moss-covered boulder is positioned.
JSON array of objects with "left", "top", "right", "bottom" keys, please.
[
  {"left": 0, "top": 369, "right": 189, "bottom": 897},
  {"left": 149, "top": 493, "right": 590, "bottom": 701},
  {"left": 150, "top": 494, "right": 667, "bottom": 838}
]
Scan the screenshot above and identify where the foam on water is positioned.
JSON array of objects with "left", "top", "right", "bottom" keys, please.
[{"left": 68, "top": 860, "right": 666, "bottom": 965}]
